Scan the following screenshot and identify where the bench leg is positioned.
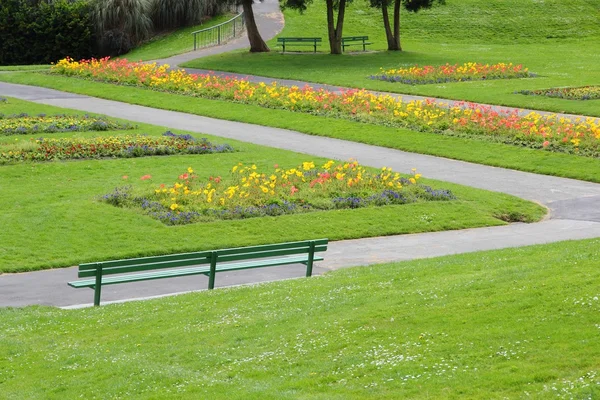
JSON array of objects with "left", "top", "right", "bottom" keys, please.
[
  {"left": 93, "top": 263, "right": 102, "bottom": 306},
  {"left": 306, "top": 241, "right": 316, "bottom": 277},
  {"left": 208, "top": 251, "right": 217, "bottom": 289}
]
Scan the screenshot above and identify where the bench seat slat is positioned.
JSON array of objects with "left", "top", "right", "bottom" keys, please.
[
  {"left": 216, "top": 239, "right": 328, "bottom": 256},
  {"left": 69, "top": 255, "right": 324, "bottom": 288},
  {"left": 79, "top": 250, "right": 212, "bottom": 270},
  {"left": 78, "top": 256, "right": 212, "bottom": 278}
]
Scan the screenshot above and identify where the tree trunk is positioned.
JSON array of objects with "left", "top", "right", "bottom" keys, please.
[
  {"left": 391, "top": 0, "right": 402, "bottom": 51},
  {"left": 242, "top": 0, "right": 269, "bottom": 52},
  {"left": 381, "top": 2, "right": 396, "bottom": 50},
  {"left": 326, "top": 0, "right": 346, "bottom": 54}
]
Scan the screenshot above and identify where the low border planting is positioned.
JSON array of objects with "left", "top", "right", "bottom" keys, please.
[
  {"left": 0, "top": 113, "right": 134, "bottom": 135},
  {"left": 0, "top": 131, "right": 233, "bottom": 164},
  {"left": 518, "top": 86, "right": 600, "bottom": 101},
  {"left": 51, "top": 58, "right": 600, "bottom": 157},
  {"left": 370, "top": 62, "right": 533, "bottom": 84},
  {"left": 101, "top": 161, "right": 455, "bottom": 225}
]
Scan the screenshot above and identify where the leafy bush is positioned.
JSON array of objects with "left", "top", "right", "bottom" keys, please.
[
  {"left": 89, "top": 0, "right": 154, "bottom": 55},
  {"left": 151, "top": 0, "right": 229, "bottom": 31},
  {"left": 0, "top": 0, "right": 95, "bottom": 65}
]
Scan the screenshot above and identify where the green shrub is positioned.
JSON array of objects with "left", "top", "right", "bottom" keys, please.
[
  {"left": 89, "top": 0, "right": 154, "bottom": 55},
  {"left": 151, "top": 0, "right": 229, "bottom": 31},
  {"left": 0, "top": 0, "right": 94, "bottom": 65}
]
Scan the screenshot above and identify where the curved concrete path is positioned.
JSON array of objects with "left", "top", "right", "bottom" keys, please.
[
  {"left": 1, "top": 81, "right": 600, "bottom": 308},
  {"left": 153, "top": 0, "right": 284, "bottom": 67}
]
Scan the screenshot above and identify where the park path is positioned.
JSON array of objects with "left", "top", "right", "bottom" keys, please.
[
  {"left": 2, "top": 1, "right": 600, "bottom": 308},
  {"left": 1, "top": 81, "right": 600, "bottom": 308},
  {"left": 152, "top": 0, "right": 284, "bottom": 67}
]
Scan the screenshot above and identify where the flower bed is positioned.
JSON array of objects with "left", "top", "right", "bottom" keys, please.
[
  {"left": 0, "top": 113, "right": 134, "bottom": 135},
  {"left": 518, "top": 86, "right": 600, "bottom": 101},
  {"left": 0, "top": 131, "right": 233, "bottom": 164},
  {"left": 51, "top": 58, "right": 600, "bottom": 157},
  {"left": 370, "top": 62, "right": 533, "bottom": 84},
  {"left": 101, "top": 161, "right": 455, "bottom": 225}
]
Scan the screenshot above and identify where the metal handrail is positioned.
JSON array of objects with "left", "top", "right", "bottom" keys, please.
[{"left": 191, "top": 12, "right": 245, "bottom": 50}]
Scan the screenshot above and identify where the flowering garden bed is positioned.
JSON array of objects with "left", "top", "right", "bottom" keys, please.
[
  {"left": 51, "top": 58, "right": 600, "bottom": 158},
  {"left": 0, "top": 131, "right": 233, "bottom": 164},
  {"left": 370, "top": 62, "right": 533, "bottom": 85},
  {"left": 101, "top": 161, "right": 455, "bottom": 225},
  {"left": 518, "top": 86, "right": 600, "bottom": 101},
  {"left": 0, "top": 113, "right": 134, "bottom": 135}
]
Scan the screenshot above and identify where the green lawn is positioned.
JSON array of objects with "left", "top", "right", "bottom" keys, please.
[
  {"left": 0, "top": 97, "right": 543, "bottom": 273},
  {"left": 122, "top": 13, "right": 237, "bottom": 62},
  {"left": 2, "top": 72, "right": 600, "bottom": 183},
  {"left": 0, "top": 65, "right": 50, "bottom": 71},
  {"left": 182, "top": 0, "right": 600, "bottom": 117},
  {"left": 2, "top": 238, "right": 599, "bottom": 398}
]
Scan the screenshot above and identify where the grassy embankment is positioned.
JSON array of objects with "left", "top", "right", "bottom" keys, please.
[{"left": 1, "top": 238, "right": 599, "bottom": 398}]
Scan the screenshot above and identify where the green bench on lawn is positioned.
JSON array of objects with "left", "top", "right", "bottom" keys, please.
[
  {"left": 342, "top": 36, "right": 372, "bottom": 52},
  {"left": 68, "top": 239, "right": 328, "bottom": 306},
  {"left": 277, "top": 37, "right": 322, "bottom": 53}
]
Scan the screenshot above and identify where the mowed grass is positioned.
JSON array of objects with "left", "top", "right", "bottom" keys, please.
[
  {"left": 2, "top": 73, "right": 600, "bottom": 183},
  {"left": 0, "top": 98, "right": 544, "bottom": 273},
  {"left": 182, "top": 0, "right": 600, "bottom": 117},
  {"left": 123, "top": 13, "right": 237, "bottom": 62},
  {"left": 1, "top": 238, "right": 599, "bottom": 398}
]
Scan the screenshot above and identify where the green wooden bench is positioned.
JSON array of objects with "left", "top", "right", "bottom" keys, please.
[
  {"left": 68, "top": 239, "right": 328, "bottom": 306},
  {"left": 342, "top": 36, "right": 373, "bottom": 52},
  {"left": 277, "top": 37, "right": 322, "bottom": 53}
]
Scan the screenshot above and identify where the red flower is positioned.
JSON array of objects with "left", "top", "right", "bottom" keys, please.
[{"left": 140, "top": 174, "right": 152, "bottom": 180}]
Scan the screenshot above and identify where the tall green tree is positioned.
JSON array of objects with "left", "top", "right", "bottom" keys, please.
[
  {"left": 282, "top": 0, "right": 352, "bottom": 55},
  {"left": 369, "top": 0, "right": 444, "bottom": 51}
]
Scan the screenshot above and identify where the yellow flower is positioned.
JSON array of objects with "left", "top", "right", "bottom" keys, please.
[
  {"left": 187, "top": 167, "right": 194, "bottom": 173},
  {"left": 170, "top": 203, "right": 179, "bottom": 211}
]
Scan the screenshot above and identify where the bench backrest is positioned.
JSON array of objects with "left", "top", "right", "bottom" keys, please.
[
  {"left": 78, "top": 239, "right": 329, "bottom": 277},
  {"left": 277, "top": 37, "right": 322, "bottom": 42},
  {"left": 342, "top": 36, "right": 368, "bottom": 41}
]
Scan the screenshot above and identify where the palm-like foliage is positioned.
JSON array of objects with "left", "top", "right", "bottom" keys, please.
[{"left": 152, "top": 0, "right": 227, "bottom": 31}]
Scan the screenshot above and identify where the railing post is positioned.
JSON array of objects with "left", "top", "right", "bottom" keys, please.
[{"left": 191, "top": 11, "right": 244, "bottom": 50}]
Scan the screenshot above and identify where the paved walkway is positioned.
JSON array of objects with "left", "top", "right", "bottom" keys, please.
[{"left": 1, "top": 81, "right": 600, "bottom": 308}]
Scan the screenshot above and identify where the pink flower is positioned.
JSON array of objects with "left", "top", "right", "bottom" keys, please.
[
  {"left": 543, "top": 141, "right": 550, "bottom": 147},
  {"left": 122, "top": 175, "right": 128, "bottom": 180},
  {"left": 140, "top": 174, "right": 152, "bottom": 180}
]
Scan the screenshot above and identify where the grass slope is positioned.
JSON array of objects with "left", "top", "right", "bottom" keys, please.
[
  {"left": 183, "top": 0, "right": 600, "bottom": 117},
  {"left": 0, "top": 98, "right": 544, "bottom": 273},
  {"left": 123, "top": 13, "right": 237, "bottom": 62},
  {"left": 1, "top": 238, "right": 599, "bottom": 398},
  {"left": 1, "top": 73, "right": 599, "bottom": 183}
]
